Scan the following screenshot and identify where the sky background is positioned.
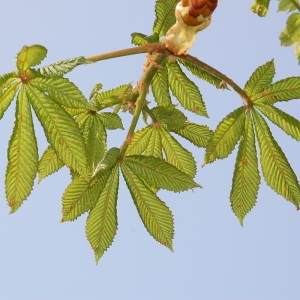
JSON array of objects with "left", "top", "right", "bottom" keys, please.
[{"left": 1, "top": 1, "right": 300, "bottom": 299}]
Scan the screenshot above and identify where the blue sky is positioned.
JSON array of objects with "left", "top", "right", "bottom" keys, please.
[{"left": 0, "top": 1, "right": 300, "bottom": 299}]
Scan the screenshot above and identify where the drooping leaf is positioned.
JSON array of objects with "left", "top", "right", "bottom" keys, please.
[
  {"left": 167, "top": 60, "right": 208, "bottom": 117},
  {"left": 253, "top": 109, "right": 300, "bottom": 207},
  {"left": 244, "top": 60, "right": 275, "bottom": 97},
  {"left": 205, "top": 107, "right": 246, "bottom": 164},
  {"left": 86, "top": 165, "right": 119, "bottom": 263},
  {"left": 121, "top": 164, "right": 174, "bottom": 250},
  {"left": 30, "top": 77, "right": 89, "bottom": 109},
  {"left": 16, "top": 45, "right": 47, "bottom": 71},
  {"left": 0, "top": 81, "right": 19, "bottom": 120},
  {"left": 98, "top": 112, "right": 124, "bottom": 130},
  {"left": 230, "top": 113, "right": 260, "bottom": 225},
  {"left": 6, "top": 86, "right": 38, "bottom": 213},
  {"left": 38, "top": 146, "right": 64, "bottom": 183},
  {"left": 151, "top": 64, "right": 172, "bottom": 106},
  {"left": 153, "top": 0, "right": 177, "bottom": 37},
  {"left": 37, "top": 56, "right": 90, "bottom": 77},
  {"left": 278, "top": 0, "right": 300, "bottom": 12},
  {"left": 255, "top": 103, "right": 300, "bottom": 141},
  {"left": 250, "top": 0, "right": 271, "bottom": 16},
  {"left": 26, "top": 85, "right": 88, "bottom": 178},
  {"left": 178, "top": 57, "right": 228, "bottom": 90},
  {"left": 173, "top": 123, "right": 212, "bottom": 148},
  {"left": 160, "top": 127, "right": 197, "bottom": 178},
  {"left": 255, "top": 77, "right": 300, "bottom": 104},
  {"left": 131, "top": 32, "right": 159, "bottom": 46}
]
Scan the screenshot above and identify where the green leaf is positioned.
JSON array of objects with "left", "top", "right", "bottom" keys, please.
[
  {"left": 86, "top": 165, "right": 119, "bottom": 263},
  {"left": 37, "top": 56, "right": 89, "bottom": 77},
  {"left": 131, "top": 32, "right": 159, "bottom": 46},
  {"left": 98, "top": 112, "right": 124, "bottom": 130},
  {"left": 205, "top": 107, "right": 246, "bottom": 164},
  {"left": 6, "top": 86, "right": 38, "bottom": 213},
  {"left": 126, "top": 126, "right": 153, "bottom": 155},
  {"left": 160, "top": 128, "right": 197, "bottom": 178},
  {"left": 244, "top": 60, "right": 275, "bottom": 97},
  {"left": 250, "top": 0, "right": 271, "bottom": 16},
  {"left": 124, "top": 155, "right": 200, "bottom": 192},
  {"left": 253, "top": 109, "right": 300, "bottom": 207},
  {"left": 280, "top": 13, "right": 300, "bottom": 45},
  {"left": 38, "top": 146, "right": 64, "bottom": 183},
  {"left": 178, "top": 58, "right": 228, "bottom": 90},
  {"left": 16, "top": 45, "right": 47, "bottom": 71},
  {"left": 121, "top": 164, "right": 174, "bottom": 250},
  {"left": 30, "top": 77, "right": 89, "bottom": 109},
  {"left": 26, "top": 85, "right": 88, "bottom": 178},
  {"left": 0, "top": 72, "right": 16, "bottom": 88},
  {"left": 0, "top": 81, "right": 19, "bottom": 120},
  {"left": 254, "top": 77, "right": 300, "bottom": 104},
  {"left": 144, "top": 126, "right": 163, "bottom": 159},
  {"left": 173, "top": 123, "right": 212, "bottom": 148},
  {"left": 151, "top": 64, "right": 172, "bottom": 106},
  {"left": 167, "top": 60, "right": 208, "bottom": 117},
  {"left": 278, "top": 0, "right": 300, "bottom": 12},
  {"left": 230, "top": 113, "right": 260, "bottom": 225},
  {"left": 89, "top": 83, "right": 103, "bottom": 101},
  {"left": 255, "top": 103, "right": 300, "bottom": 141},
  {"left": 294, "top": 41, "right": 300, "bottom": 62},
  {"left": 153, "top": 0, "right": 177, "bottom": 37}
]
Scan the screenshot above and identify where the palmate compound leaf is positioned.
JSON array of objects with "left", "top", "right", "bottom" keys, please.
[
  {"left": 123, "top": 155, "right": 200, "bottom": 192},
  {"left": 254, "top": 77, "right": 300, "bottom": 104},
  {"left": 38, "top": 146, "right": 64, "bottom": 183},
  {"left": 166, "top": 60, "right": 208, "bottom": 117},
  {"left": 16, "top": 45, "right": 47, "bottom": 72},
  {"left": 121, "top": 163, "right": 174, "bottom": 251},
  {"left": 5, "top": 85, "right": 38, "bottom": 213},
  {"left": 86, "top": 165, "right": 119, "bottom": 263},
  {"left": 252, "top": 109, "right": 300, "bottom": 207},
  {"left": 230, "top": 113, "right": 260, "bottom": 225},
  {"left": 244, "top": 60, "right": 275, "bottom": 97},
  {"left": 255, "top": 103, "right": 300, "bottom": 141},
  {"left": 205, "top": 106, "right": 246, "bottom": 164},
  {"left": 25, "top": 85, "right": 88, "bottom": 178},
  {"left": 250, "top": 0, "right": 271, "bottom": 17},
  {"left": 153, "top": 0, "right": 178, "bottom": 37},
  {"left": 278, "top": 0, "right": 300, "bottom": 12}
]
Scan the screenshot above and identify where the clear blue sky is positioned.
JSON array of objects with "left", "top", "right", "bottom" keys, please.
[{"left": 1, "top": 1, "right": 300, "bottom": 299}]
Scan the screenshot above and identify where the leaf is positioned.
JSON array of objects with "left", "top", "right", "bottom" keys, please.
[
  {"left": 153, "top": 0, "right": 177, "bottom": 37},
  {"left": 124, "top": 155, "right": 200, "bottom": 192},
  {"left": 294, "top": 41, "right": 300, "bottom": 62},
  {"left": 254, "top": 77, "right": 300, "bottom": 104},
  {"left": 178, "top": 58, "right": 228, "bottom": 90},
  {"left": 131, "top": 32, "right": 159, "bottom": 46},
  {"left": 278, "top": 0, "right": 300, "bottom": 12},
  {"left": 173, "top": 123, "right": 212, "bottom": 148},
  {"left": 244, "top": 60, "right": 275, "bottom": 97},
  {"left": 26, "top": 85, "right": 88, "bottom": 178},
  {"left": 253, "top": 109, "right": 300, "bottom": 207},
  {"left": 167, "top": 60, "right": 208, "bottom": 117},
  {"left": 5, "top": 86, "right": 38, "bottom": 213},
  {"left": 0, "top": 81, "right": 19, "bottom": 120},
  {"left": 255, "top": 103, "right": 300, "bottom": 141},
  {"left": 160, "top": 128, "right": 197, "bottom": 178},
  {"left": 121, "top": 164, "right": 174, "bottom": 250},
  {"left": 38, "top": 146, "right": 64, "bottom": 183},
  {"left": 0, "top": 72, "right": 16, "bottom": 88},
  {"left": 30, "top": 77, "right": 89, "bottom": 109},
  {"left": 250, "top": 0, "right": 271, "bottom": 17},
  {"left": 205, "top": 107, "right": 246, "bottom": 164},
  {"left": 89, "top": 83, "right": 103, "bottom": 101},
  {"left": 280, "top": 13, "right": 300, "bottom": 45},
  {"left": 230, "top": 113, "right": 260, "bottom": 225},
  {"left": 86, "top": 165, "right": 119, "bottom": 263},
  {"left": 126, "top": 126, "right": 153, "bottom": 155},
  {"left": 37, "top": 56, "right": 89, "bottom": 77},
  {"left": 98, "top": 112, "right": 124, "bottom": 130},
  {"left": 151, "top": 64, "right": 172, "bottom": 106},
  {"left": 16, "top": 45, "right": 47, "bottom": 71},
  {"left": 144, "top": 126, "right": 163, "bottom": 159}
]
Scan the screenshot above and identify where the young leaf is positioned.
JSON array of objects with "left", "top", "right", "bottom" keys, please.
[
  {"left": 6, "top": 86, "right": 38, "bottom": 213},
  {"left": 26, "top": 85, "right": 88, "bottom": 178},
  {"left": 167, "top": 60, "right": 208, "bottom": 117},
  {"left": 244, "top": 60, "right": 275, "bottom": 97},
  {"left": 38, "top": 146, "right": 64, "bottom": 183},
  {"left": 253, "top": 109, "right": 300, "bottom": 207},
  {"left": 86, "top": 165, "right": 119, "bottom": 263},
  {"left": 131, "top": 32, "right": 159, "bottom": 46},
  {"left": 178, "top": 58, "right": 228, "bottom": 90},
  {"left": 230, "top": 113, "right": 260, "bottom": 225},
  {"left": 30, "top": 77, "right": 89, "bottom": 109},
  {"left": 173, "top": 123, "right": 212, "bottom": 148},
  {"left": 205, "top": 107, "right": 246, "bottom": 164},
  {"left": 16, "top": 45, "right": 47, "bottom": 71},
  {"left": 98, "top": 112, "right": 124, "bottom": 130},
  {"left": 280, "top": 13, "right": 300, "bottom": 45},
  {"left": 250, "top": 0, "right": 271, "bottom": 17},
  {"left": 124, "top": 155, "right": 201, "bottom": 192},
  {"left": 125, "top": 126, "right": 153, "bottom": 155},
  {"left": 160, "top": 127, "right": 197, "bottom": 178},
  {"left": 255, "top": 103, "right": 300, "bottom": 141},
  {"left": 89, "top": 83, "right": 103, "bottom": 101},
  {"left": 37, "top": 56, "right": 89, "bottom": 77},
  {"left": 0, "top": 81, "right": 19, "bottom": 120},
  {"left": 121, "top": 164, "right": 174, "bottom": 251},
  {"left": 278, "top": 0, "right": 300, "bottom": 12},
  {"left": 151, "top": 64, "right": 172, "bottom": 106},
  {"left": 153, "top": 0, "right": 177, "bottom": 37}
]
